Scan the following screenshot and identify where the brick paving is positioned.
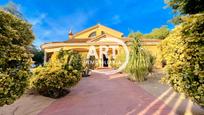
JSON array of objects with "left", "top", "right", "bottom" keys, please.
[{"left": 39, "top": 72, "right": 175, "bottom": 115}]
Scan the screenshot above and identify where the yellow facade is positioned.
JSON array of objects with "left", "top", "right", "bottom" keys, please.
[
  {"left": 41, "top": 24, "right": 161, "bottom": 68},
  {"left": 73, "top": 24, "right": 123, "bottom": 39}
]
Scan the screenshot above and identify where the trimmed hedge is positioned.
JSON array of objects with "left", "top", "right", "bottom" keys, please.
[
  {"left": 31, "top": 50, "right": 83, "bottom": 98},
  {"left": 160, "top": 14, "right": 204, "bottom": 107},
  {"left": 0, "top": 10, "right": 34, "bottom": 106}
]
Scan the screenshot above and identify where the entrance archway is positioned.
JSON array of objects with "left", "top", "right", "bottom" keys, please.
[{"left": 103, "top": 54, "right": 108, "bottom": 67}]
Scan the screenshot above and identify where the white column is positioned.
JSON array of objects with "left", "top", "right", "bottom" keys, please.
[{"left": 44, "top": 51, "right": 47, "bottom": 65}]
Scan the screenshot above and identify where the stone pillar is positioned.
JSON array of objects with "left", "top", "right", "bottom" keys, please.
[{"left": 44, "top": 51, "right": 47, "bottom": 65}]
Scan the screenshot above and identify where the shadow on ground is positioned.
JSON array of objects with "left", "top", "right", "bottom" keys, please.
[{"left": 137, "top": 69, "right": 204, "bottom": 115}]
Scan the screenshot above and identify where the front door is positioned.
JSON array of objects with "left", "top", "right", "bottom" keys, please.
[{"left": 103, "top": 54, "right": 108, "bottom": 67}]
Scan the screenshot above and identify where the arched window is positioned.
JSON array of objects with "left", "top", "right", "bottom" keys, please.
[{"left": 88, "top": 31, "right": 96, "bottom": 38}]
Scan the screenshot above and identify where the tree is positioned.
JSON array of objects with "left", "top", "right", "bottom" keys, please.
[
  {"left": 165, "top": 0, "right": 204, "bottom": 15},
  {"left": 143, "top": 25, "right": 170, "bottom": 39},
  {"left": 165, "top": 0, "right": 204, "bottom": 24},
  {"left": 162, "top": 0, "right": 204, "bottom": 107},
  {"left": 129, "top": 26, "right": 170, "bottom": 39},
  {"left": 169, "top": 15, "right": 183, "bottom": 25},
  {"left": 0, "top": 10, "right": 34, "bottom": 106},
  {"left": 160, "top": 14, "right": 204, "bottom": 107},
  {"left": 29, "top": 45, "right": 44, "bottom": 66},
  {"left": 128, "top": 31, "right": 143, "bottom": 38},
  {"left": 1, "top": 1, "right": 24, "bottom": 19},
  {"left": 1, "top": 2, "right": 44, "bottom": 66}
]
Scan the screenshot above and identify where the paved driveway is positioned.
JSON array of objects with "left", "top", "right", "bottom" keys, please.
[{"left": 39, "top": 72, "right": 174, "bottom": 115}]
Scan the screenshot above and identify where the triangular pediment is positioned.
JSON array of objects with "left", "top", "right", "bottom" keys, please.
[{"left": 73, "top": 24, "right": 123, "bottom": 39}]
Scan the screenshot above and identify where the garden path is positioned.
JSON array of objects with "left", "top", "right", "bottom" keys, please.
[{"left": 39, "top": 72, "right": 175, "bottom": 115}]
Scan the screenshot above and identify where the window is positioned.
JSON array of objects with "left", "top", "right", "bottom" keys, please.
[
  {"left": 88, "top": 31, "right": 96, "bottom": 38},
  {"left": 101, "top": 31, "right": 105, "bottom": 35}
]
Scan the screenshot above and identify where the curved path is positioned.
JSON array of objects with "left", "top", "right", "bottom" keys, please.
[{"left": 39, "top": 72, "right": 175, "bottom": 115}]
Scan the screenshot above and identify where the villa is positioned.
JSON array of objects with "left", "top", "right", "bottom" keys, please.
[{"left": 41, "top": 24, "right": 161, "bottom": 68}]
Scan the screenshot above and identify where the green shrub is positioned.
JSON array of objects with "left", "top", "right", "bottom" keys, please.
[
  {"left": 126, "top": 37, "right": 153, "bottom": 82},
  {"left": 87, "top": 56, "right": 96, "bottom": 70},
  {"left": 147, "top": 51, "right": 156, "bottom": 73},
  {"left": 31, "top": 50, "right": 83, "bottom": 98},
  {"left": 110, "top": 49, "right": 126, "bottom": 69},
  {"left": 0, "top": 10, "right": 34, "bottom": 106},
  {"left": 160, "top": 14, "right": 204, "bottom": 107}
]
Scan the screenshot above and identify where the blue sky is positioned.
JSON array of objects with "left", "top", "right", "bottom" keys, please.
[{"left": 0, "top": 0, "right": 174, "bottom": 47}]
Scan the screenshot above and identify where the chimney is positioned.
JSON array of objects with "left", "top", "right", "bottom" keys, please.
[{"left": 69, "top": 29, "right": 73, "bottom": 39}]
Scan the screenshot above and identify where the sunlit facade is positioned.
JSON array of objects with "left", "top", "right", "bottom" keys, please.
[{"left": 41, "top": 24, "right": 161, "bottom": 68}]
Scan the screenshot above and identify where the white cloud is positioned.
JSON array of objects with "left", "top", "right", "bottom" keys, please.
[
  {"left": 63, "top": 10, "right": 96, "bottom": 32},
  {"left": 111, "top": 15, "right": 121, "bottom": 25},
  {"left": 30, "top": 10, "right": 95, "bottom": 48},
  {"left": 28, "top": 13, "right": 47, "bottom": 26}
]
